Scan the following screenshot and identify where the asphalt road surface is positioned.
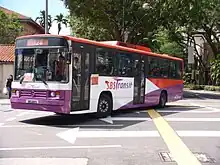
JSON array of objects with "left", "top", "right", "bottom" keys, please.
[{"left": 0, "top": 90, "right": 220, "bottom": 165}]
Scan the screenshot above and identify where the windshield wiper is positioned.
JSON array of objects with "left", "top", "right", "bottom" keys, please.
[
  {"left": 39, "top": 77, "right": 47, "bottom": 85},
  {"left": 19, "top": 75, "right": 25, "bottom": 84}
]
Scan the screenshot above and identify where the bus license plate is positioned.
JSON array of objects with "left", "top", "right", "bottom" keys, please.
[{"left": 26, "top": 99, "right": 39, "bottom": 104}]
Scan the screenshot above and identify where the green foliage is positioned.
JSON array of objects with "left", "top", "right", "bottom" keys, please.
[
  {"left": 69, "top": 16, "right": 113, "bottom": 41},
  {"left": 0, "top": 10, "right": 22, "bottom": 44},
  {"left": 54, "top": 14, "right": 68, "bottom": 34},
  {"left": 35, "top": 10, "right": 52, "bottom": 31},
  {"left": 184, "top": 84, "right": 220, "bottom": 91},
  {"left": 155, "top": 29, "right": 184, "bottom": 58},
  {"left": 210, "top": 54, "right": 220, "bottom": 85},
  {"left": 204, "top": 86, "right": 220, "bottom": 91},
  {"left": 62, "top": 0, "right": 159, "bottom": 46},
  {"left": 153, "top": 0, "right": 220, "bottom": 57},
  {"left": 184, "top": 84, "right": 205, "bottom": 90},
  {"left": 183, "top": 73, "right": 192, "bottom": 85}
]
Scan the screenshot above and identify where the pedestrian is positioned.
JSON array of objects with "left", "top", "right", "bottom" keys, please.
[{"left": 6, "top": 75, "right": 13, "bottom": 99}]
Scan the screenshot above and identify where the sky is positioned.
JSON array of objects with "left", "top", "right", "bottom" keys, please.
[{"left": 0, "top": 0, "right": 71, "bottom": 35}]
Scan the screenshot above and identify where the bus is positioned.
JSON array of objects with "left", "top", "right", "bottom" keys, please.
[{"left": 10, "top": 34, "right": 184, "bottom": 118}]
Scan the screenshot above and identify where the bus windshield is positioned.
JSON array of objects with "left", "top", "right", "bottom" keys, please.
[{"left": 15, "top": 48, "right": 69, "bottom": 83}]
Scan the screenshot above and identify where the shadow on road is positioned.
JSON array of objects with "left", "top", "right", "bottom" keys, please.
[
  {"left": 20, "top": 104, "right": 202, "bottom": 129},
  {"left": 20, "top": 90, "right": 215, "bottom": 129}
]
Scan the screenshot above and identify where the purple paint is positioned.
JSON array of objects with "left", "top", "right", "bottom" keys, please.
[
  {"left": 118, "top": 83, "right": 183, "bottom": 110},
  {"left": 10, "top": 83, "right": 183, "bottom": 114},
  {"left": 11, "top": 89, "right": 72, "bottom": 114}
]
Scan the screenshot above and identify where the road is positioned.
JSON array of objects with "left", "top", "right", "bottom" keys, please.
[{"left": 0, "top": 90, "right": 220, "bottom": 165}]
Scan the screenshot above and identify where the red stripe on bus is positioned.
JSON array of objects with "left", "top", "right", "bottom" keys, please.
[{"left": 149, "top": 78, "right": 183, "bottom": 89}]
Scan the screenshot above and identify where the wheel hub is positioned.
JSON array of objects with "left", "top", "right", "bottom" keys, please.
[{"left": 99, "top": 100, "right": 108, "bottom": 112}]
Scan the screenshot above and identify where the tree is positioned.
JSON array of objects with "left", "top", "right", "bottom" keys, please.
[
  {"left": 210, "top": 54, "right": 220, "bottom": 85},
  {"left": 61, "top": 0, "right": 160, "bottom": 47},
  {"left": 54, "top": 13, "right": 68, "bottom": 34},
  {"left": 147, "top": 0, "right": 220, "bottom": 84},
  {"left": 155, "top": 29, "right": 185, "bottom": 58},
  {"left": 35, "top": 10, "right": 52, "bottom": 31},
  {"left": 0, "top": 10, "right": 22, "bottom": 44},
  {"left": 69, "top": 16, "right": 113, "bottom": 41}
]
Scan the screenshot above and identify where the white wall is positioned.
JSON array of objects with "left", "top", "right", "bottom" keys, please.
[{"left": 0, "top": 63, "right": 14, "bottom": 98}]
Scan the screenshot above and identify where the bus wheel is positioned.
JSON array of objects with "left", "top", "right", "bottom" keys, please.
[
  {"left": 158, "top": 91, "right": 167, "bottom": 108},
  {"left": 96, "top": 94, "right": 112, "bottom": 118}
]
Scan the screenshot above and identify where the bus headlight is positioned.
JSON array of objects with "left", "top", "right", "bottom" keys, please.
[
  {"left": 50, "top": 92, "right": 56, "bottom": 97},
  {"left": 50, "top": 91, "right": 60, "bottom": 97}
]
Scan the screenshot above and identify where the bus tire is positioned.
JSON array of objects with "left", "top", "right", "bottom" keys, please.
[
  {"left": 158, "top": 91, "right": 167, "bottom": 108},
  {"left": 96, "top": 93, "right": 112, "bottom": 118}
]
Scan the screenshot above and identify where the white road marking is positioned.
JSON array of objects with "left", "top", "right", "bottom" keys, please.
[
  {"left": 100, "top": 116, "right": 113, "bottom": 124},
  {"left": 16, "top": 112, "right": 30, "bottom": 117},
  {"left": 5, "top": 117, "right": 16, "bottom": 122},
  {"left": 112, "top": 117, "right": 152, "bottom": 121},
  {"left": 112, "top": 117, "right": 220, "bottom": 122},
  {"left": 165, "top": 118, "right": 220, "bottom": 122},
  {"left": 56, "top": 130, "right": 220, "bottom": 141},
  {"left": 0, "top": 145, "right": 122, "bottom": 151},
  {"left": 190, "top": 103, "right": 220, "bottom": 112},
  {"left": 178, "top": 131, "right": 220, "bottom": 137},
  {"left": 56, "top": 127, "right": 79, "bottom": 144},
  {"left": 0, "top": 158, "right": 89, "bottom": 165},
  {"left": 157, "top": 110, "right": 217, "bottom": 113},
  {"left": 0, "top": 124, "right": 124, "bottom": 128}
]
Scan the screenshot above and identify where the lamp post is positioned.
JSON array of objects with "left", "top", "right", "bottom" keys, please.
[{"left": 45, "top": 0, "right": 48, "bottom": 34}]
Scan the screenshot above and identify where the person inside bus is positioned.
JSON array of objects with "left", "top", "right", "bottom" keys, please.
[
  {"left": 73, "top": 56, "right": 80, "bottom": 84},
  {"left": 55, "top": 53, "right": 66, "bottom": 81},
  {"left": 35, "top": 54, "right": 47, "bottom": 80}
]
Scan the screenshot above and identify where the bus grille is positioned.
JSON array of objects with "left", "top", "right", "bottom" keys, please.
[{"left": 20, "top": 90, "right": 47, "bottom": 98}]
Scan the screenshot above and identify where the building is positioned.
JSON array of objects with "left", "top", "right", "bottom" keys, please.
[
  {"left": 0, "top": 6, "right": 44, "bottom": 98},
  {"left": 0, "top": 6, "right": 45, "bottom": 35},
  {"left": 0, "top": 45, "right": 14, "bottom": 98}
]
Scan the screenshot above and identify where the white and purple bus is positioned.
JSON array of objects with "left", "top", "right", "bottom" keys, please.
[{"left": 11, "top": 34, "right": 184, "bottom": 117}]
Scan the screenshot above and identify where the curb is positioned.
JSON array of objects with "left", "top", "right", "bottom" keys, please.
[{"left": 184, "top": 89, "right": 220, "bottom": 95}]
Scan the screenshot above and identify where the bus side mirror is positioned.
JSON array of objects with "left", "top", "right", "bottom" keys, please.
[{"left": 66, "top": 52, "right": 71, "bottom": 64}]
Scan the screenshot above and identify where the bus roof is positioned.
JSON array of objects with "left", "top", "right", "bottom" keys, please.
[{"left": 16, "top": 34, "right": 183, "bottom": 61}]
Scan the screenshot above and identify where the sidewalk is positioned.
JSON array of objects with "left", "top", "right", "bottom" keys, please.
[
  {"left": 184, "top": 89, "right": 220, "bottom": 95},
  {"left": 0, "top": 99, "right": 10, "bottom": 105}
]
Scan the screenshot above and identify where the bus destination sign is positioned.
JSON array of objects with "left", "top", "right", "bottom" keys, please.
[
  {"left": 27, "top": 39, "right": 48, "bottom": 46},
  {"left": 16, "top": 37, "right": 69, "bottom": 48}
]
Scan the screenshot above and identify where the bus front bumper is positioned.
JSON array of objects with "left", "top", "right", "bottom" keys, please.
[{"left": 10, "top": 97, "right": 70, "bottom": 114}]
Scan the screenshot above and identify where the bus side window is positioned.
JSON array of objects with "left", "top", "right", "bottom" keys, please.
[
  {"left": 159, "top": 59, "right": 169, "bottom": 78},
  {"left": 117, "top": 53, "right": 134, "bottom": 77},
  {"left": 148, "top": 57, "right": 160, "bottom": 77},
  {"left": 96, "top": 48, "right": 114, "bottom": 76},
  {"left": 169, "top": 61, "right": 181, "bottom": 79}
]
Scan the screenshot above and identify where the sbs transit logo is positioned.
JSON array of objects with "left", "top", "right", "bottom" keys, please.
[{"left": 105, "top": 78, "right": 132, "bottom": 90}]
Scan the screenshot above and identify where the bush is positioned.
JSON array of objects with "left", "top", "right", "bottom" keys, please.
[
  {"left": 204, "top": 86, "right": 220, "bottom": 91},
  {"left": 183, "top": 73, "right": 192, "bottom": 85},
  {"left": 184, "top": 84, "right": 204, "bottom": 90},
  {"left": 184, "top": 84, "right": 220, "bottom": 91}
]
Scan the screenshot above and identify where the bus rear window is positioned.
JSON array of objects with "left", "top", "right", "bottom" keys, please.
[{"left": 148, "top": 56, "right": 182, "bottom": 79}]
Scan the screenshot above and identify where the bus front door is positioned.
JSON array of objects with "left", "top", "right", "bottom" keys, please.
[
  {"left": 71, "top": 43, "right": 92, "bottom": 111},
  {"left": 133, "top": 56, "right": 145, "bottom": 104}
]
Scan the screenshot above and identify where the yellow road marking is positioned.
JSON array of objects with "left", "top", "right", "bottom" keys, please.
[{"left": 148, "top": 109, "right": 201, "bottom": 165}]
